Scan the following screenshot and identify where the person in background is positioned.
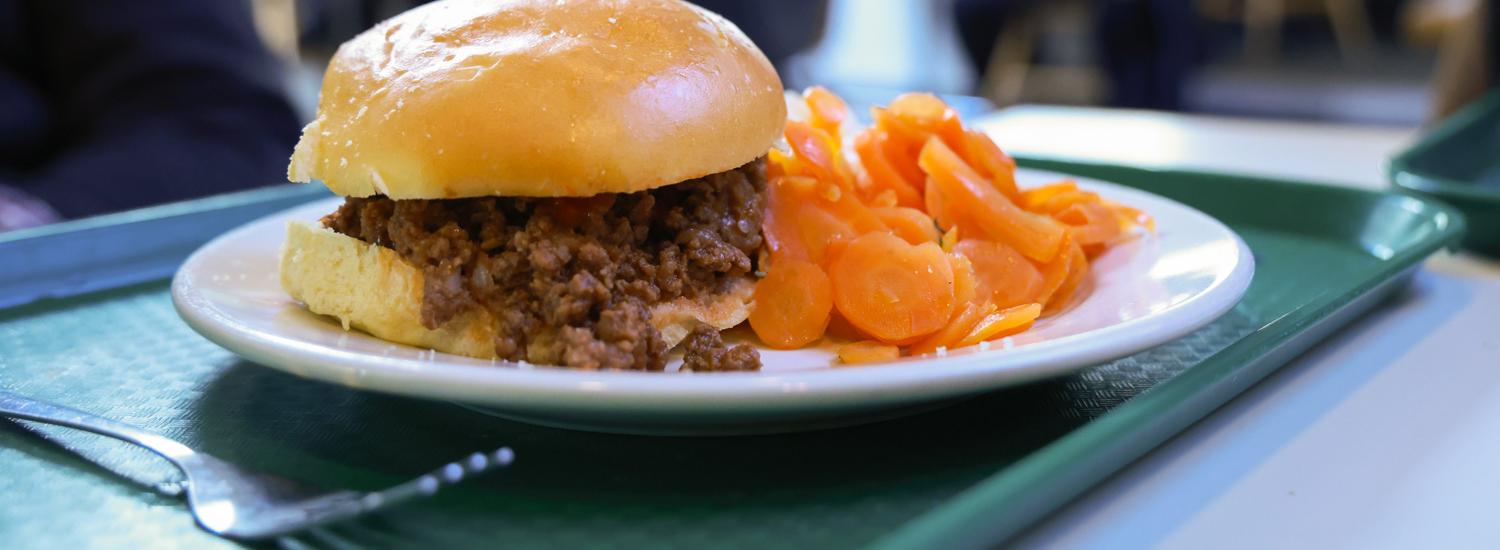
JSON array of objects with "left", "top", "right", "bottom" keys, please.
[
  {"left": 0, "top": 0, "right": 300, "bottom": 231},
  {"left": 1431, "top": 0, "right": 1495, "bottom": 120}
]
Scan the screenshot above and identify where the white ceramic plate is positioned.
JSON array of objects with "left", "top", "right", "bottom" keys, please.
[{"left": 173, "top": 169, "right": 1253, "bottom": 434}]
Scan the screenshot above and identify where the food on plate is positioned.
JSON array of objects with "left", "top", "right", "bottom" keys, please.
[
  {"left": 279, "top": 0, "right": 785, "bottom": 371},
  {"left": 753, "top": 88, "right": 1152, "bottom": 362}
]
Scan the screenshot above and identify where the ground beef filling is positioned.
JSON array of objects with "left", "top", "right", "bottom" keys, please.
[{"left": 322, "top": 159, "right": 766, "bottom": 372}]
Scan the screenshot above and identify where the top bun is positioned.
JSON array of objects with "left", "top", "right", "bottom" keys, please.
[{"left": 288, "top": 0, "right": 786, "bottom": 198}]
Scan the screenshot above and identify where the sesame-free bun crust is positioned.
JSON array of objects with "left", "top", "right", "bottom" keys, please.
[
  {"left": 279, "top": 221, "right": 753, "bottom": 363},
  {"left": 289, "top": 0, "right": 786, "bottom": 199}
]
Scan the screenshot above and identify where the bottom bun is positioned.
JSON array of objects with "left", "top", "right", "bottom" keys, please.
[{"left": 279, "top": 220, "right": 754, "bottom": 362}]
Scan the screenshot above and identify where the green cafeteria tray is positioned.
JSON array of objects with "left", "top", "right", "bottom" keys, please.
[
  {"left": 0, "top": 160, "right": 1463, "bottom": 548},
  {"left": 1389, "top": 88, "right": 1500, "bottom": 255}
]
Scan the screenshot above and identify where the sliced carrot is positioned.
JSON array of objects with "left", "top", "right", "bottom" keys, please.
[
  {"left": 1043, "top": 241, "right": 1090, "bottom": 316},
  {"left": 762, "top": 176, "right": 813, "bottom": 263},
  {"left": 925, "top": 175, "right": 952, "bottom": 229},
  {"left": 837, "top": 340, "right": 901, "bottom": 364},
  {"left": 796, "top": 203, "right": 860, "bottom": 265},
  {"left": 825, "top": 311, "right": 867, "bottom": 341},
  {"left": 908, "top": 301, "right": 993, "bottom": 355},
  {"left": 889, "top": 92, "right": 966, "bottom": 150},
  {"left": 919, "top": 138, "right": 1065, "bottom": 262},
  {"left": 749, "top": 260, "right": 834, "bottom": 349},
  {"left": 784, "top": 120, "right": 855, "bottom": 190},
  {"left": 963, "top": 130, "right": 1020, "bottom": 201},
  {"left": 869, "top": 189, "right": 899, "bottom": 208},
  {"left": 1019, "top": 180, "right": 1078, "bottom": 211},
  {"left": 1104, "top": 199, "right": 1156, "bottom": 232},
  {"left": 954, "top": 303, "right": 1042, "bottom": 348},
  {"left": 875, "top": 207, "right": 941, "bottom": 245},
  {"left": 871, "top": 108, "right": 928, "bottom": 188},
  {"left": 1032, "top": 233, "right": 1076, "bottom": 307},
  {"left": 855, "top": 130, "right": 923, "bottom": 207},
  {"left": 952, "top": 239, "right": 1045, "bottom": 308},
  {"left": 1056, "top": 202, "right": 1123, "bottom": 246},
  {"left": 805, "top": 86, "right": 848, "bottom": 140},
  {"left": 948, "top": 252, "right": 978, "bottom": 305},
  {"left": 1034, "top": 190, "right": 1101, "bottom": 215},
  {"left": 829, "top": 233, "right": 955, "bottom": 343},
  {"left": 940, "top": 226, "right": 961, "bottom": 253}
]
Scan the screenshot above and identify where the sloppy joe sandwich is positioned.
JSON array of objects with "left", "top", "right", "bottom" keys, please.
[{"left": 280, "top": 0, "right": 785, "bottom": 371}]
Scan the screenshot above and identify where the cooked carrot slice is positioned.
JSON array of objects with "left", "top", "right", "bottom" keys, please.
[
  {"left": 952, "top": 239, "right": 1045, "bottom": 308},
  {"left": 796, "top": 203, "right": 860, "bottom": 265},
  {"left": 962, "top": 130, "right": 1020, "bottom": 201},
  {"left": 763, "top": 176, "right": 813, "bottom": 263},
  {"left": 1057, "top": 202, "right": 1123, "bottom": 246},
  {"left": 855, "top": 130, "right": 923, "bottom": 207},
  {"left": 955, "top": 303, "right": 1042, "bottom": 348},
  {"left": 1032, "top": 233, "right": 1075, "bottom": 307},
  {"left": 749, "top": 260, "right": 834, "bottom": 349},
  {"left": 784, "top": 120, "right": 855, "bottom": 190},
  {"left": 869, "top": 189, "right": 899, "bottom": 208},
  {"left": 825, "top": 311, "right": 867, "bottom": 341},
  {"left": 1019, "top": 180, "right": 1078, "bottom": 211},
  {"left": 829, "top": 233, "right": 955, "bottom": 343},
  {"left": 874, "top": 207, "right": 941, "bottom": 245},
  {"left": 908, "top": 300, "right": 993, "bottom": 355},
  {"left": 838, "top": 340, "right": 901, "bottom": 364},
  {"left": 805, "top": 86, "right": 848, "bottom": 139},
  {"left": 948, "top": 252, "right": 978, "bottom": 305},
  {"left": 1043, "top": 241, "right": 1090, "bottom": 316},
  {"left": 919, "top": 138, "right": 1065, "bottom": 262},
  {"left": 1104, "top": 199, "right": 1156, "bottom": 232},
  {"left": 889, "top": 93, "right": 966, "bottom": 150},
  {"left": 871, "top": 108, "right": 929, "bottom": 188},
  {"left": 940, "top": 226, "right": 961, "bottom": 253},
  {"left": 1034, "top": 190, "right": 1101, "bottom": 215}
]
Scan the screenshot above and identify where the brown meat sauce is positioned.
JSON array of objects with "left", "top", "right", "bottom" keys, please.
[{"left": 322, "top": 159, "right": 766, "bottom": 371}]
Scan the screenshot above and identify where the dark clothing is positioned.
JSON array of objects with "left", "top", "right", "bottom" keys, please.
[{"left": 0, "top": 0, "right": 300, "bottom": 219}]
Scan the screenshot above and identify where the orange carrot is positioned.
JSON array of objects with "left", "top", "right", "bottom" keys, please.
[
  {"left": 784, "top": 120, "right": 855, "bottom": 190},
  {"left": 829, "top": 233, "right": 955, "bottom": 343},
  {"left": 1056, "top": 202, "right": 1123, "bottom": 246},
  {"left": 954, "top": 303, "right": 1042, "bottom": 348},
  {"left": 763, "top": 176, "right": 814, "bottom": 263},
  {"left": 1020, "top": 180, "right": 1078, "bottom": 211},
  {"left": 875, "top": 207, "right": 941, "bottom": 245},
  {"left": 919, "top": 138, "right": 1065, "bottom": 262},
  {"left": 908, "top": 301, "right": 993, "bottom": 355},
  {"left": 749, "top": 260, "right": 834, "bottom": 349},
  {"left": 889, "top": 93, "right": 966, "bottom": 150},
  {"left": 1032, "top": 233, "right": 1076, "bottom": 307},
  {"left": 855, "top": 130, "right": 923, "bottom": 207},
  {"left": 952, "top": 239, "right": 1045, "bottom": 308},
  {"left": 940, "top": 225, "right": 961, "bottom": 252},
  {"left": 1034, "top": 190, "right": 1101, "bottom": 215},
  {"left": 825, "top": 311, "right": 867, "bottom": 341},
  {"left": 962, "top": 130, "right": 1020, "bottom": 201},
  {"left": 805, "top": 86, "right": 848, "bottom": 139},
  {"left": 869, "top": 189, "right": 900, "bottom": 208},
  {"left": 948, "top": 252, "right": 979, "bottom": 305},
  {"left": 838, "top": 340, "right": 901, "bottom": 364},
  {"left": 1043, "top": 241, "right": 1090, "bottom": 316}
]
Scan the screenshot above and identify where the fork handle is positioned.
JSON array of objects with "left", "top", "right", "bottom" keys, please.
[{"left": 0, "top": 390, "right": 196, "bottom": 463}]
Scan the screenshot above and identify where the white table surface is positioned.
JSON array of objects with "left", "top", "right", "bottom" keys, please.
[{"left": 973, "top": 106, "right": 1500, "bottom": 550}]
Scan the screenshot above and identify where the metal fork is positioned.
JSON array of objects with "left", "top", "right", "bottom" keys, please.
[{"left": 0, "top": 390, "right": 514, "bottom": 540}]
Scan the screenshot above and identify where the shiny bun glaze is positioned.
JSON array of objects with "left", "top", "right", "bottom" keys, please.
[{"left": 288, "top": 0, "right": 787, "bottom": 198}]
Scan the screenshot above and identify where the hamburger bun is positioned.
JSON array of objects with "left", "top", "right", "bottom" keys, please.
[
  {"left": 287, "top": 0, "right": 786, "bottom": 199},
  {"left": 279, "top": 221, "right": 754, "bottom": 361}
]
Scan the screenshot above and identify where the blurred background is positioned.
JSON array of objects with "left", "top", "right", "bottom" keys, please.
[{"left": 0, "top": 0, "right": 1492, "bottom": 228}]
